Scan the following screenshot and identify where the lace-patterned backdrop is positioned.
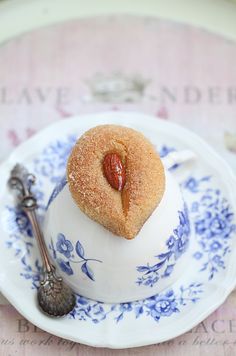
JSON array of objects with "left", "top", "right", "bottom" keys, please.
[{"left": 0, "top": 15, "right": 236, "bottom": 356}]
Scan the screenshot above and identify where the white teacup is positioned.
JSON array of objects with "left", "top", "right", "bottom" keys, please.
[{"left": 43, "top": 165, "right": 191, "bottom": 303}]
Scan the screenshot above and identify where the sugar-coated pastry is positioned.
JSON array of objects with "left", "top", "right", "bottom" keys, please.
[{"left": 67, "top": 125, "right": 165, "bottom": 239}]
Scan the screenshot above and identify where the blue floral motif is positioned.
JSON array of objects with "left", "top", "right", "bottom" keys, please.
[
  {"left": 145, "top": 290, "right": 178, "bottom": 321},
  {"left": 33, "top": 135, "right": 76, "bottom": 184},
  {"left": 158, "top": 145, "right": 179, "bottom": 170},
  {"left": 136, "top": 204, "right": 190, "bottom": 287},
  {"left": 2, "top": 207, "right": 44, "bottom": 289},
  {"left": 183, "top": 176, "right": 211, "bottom": 193},
  {"left": 3, "top": 206, "right": 33, "bottom": 237},
  {"left": 70, "top": 296, "right": 107, "bottom": 323},
  {"left": 20, "top": 257, "right": 43, "bottom": 289},
  {"left": 57, "top": 258, "right": 74, "bottom": 276},
  {"left": 159, "top": 145, "right": 176, "bottom": 158},
  {"left": 56, "top": 233, "right": 73, "bottom": 258},
  {"left": 70, "top": 283, "right": 203, "bottom": 323},
  {"left": 49, "top": 233, "right": 102, "bottom": 280},
  {"left": 47, "top": 175, "right": 67, "bottom": 209},
  {"left": 193, "top": 252, "right": 202, "bottom": 260},
  {"left": 186, "top": 177, "right": 236, "bottom": 280}
]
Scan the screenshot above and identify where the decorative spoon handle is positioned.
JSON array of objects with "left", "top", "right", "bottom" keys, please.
[
  {"left": 8, "top": 164, "right": 76, "bottom": 317},
  {"left": 8, "top": 164, "right": 53, "bottom": 272}
]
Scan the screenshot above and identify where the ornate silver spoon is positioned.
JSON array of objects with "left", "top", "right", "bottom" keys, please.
[{"left": 8, "top": 164, "right": 76, "bottom": 317}]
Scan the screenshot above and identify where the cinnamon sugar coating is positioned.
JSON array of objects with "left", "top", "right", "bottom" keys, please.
[{"left": 67, "top": 125, "right": 165, "bottom": 239}]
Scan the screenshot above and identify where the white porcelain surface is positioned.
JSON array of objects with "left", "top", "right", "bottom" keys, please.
[
  {"left": 0, "top": 112, "right": 236, "bottom": 349},
  {"left": 44, "top": 169, "right": 190, "bottom": 303}
]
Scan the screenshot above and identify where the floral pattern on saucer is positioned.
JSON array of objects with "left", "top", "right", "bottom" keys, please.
[
  {"left": 34, "top": 135, "right": 76, "bottom": 184},
  {"left": 2, "top": 135, "right": 236, "bottom": 324},
  {"left": 70, "top": 283, "right": 203, "bottom": 323},
  {"left": 136, "top": 174, "right": 236, "bottom": 287},
  {"left": 184, "top": 176, "right": 236, "bottom": 280}
]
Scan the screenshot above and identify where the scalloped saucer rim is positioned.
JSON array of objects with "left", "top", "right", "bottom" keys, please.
[{"left": 0, "top": 111, "right": 236, "bottom": 349}]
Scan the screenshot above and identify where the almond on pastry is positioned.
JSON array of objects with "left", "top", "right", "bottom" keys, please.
[{"left": 67, "top": 124, "right": 165, "bottom": 239}]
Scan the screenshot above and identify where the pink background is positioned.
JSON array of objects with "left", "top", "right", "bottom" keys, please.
[
  {"left": 0, "top": 17, "right": 236, "bottom": 166},
  {"left": 0, "top": 16, "right": 236, "bottom": 355}
]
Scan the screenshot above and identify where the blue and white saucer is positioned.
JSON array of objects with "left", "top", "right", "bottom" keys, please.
[{"left": 0, "top": 112, "right": 236, "bottom": 349}]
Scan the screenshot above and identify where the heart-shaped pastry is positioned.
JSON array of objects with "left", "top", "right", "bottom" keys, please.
[{"left": 67, "top": 125, "right": 165, "bottom": 239}]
